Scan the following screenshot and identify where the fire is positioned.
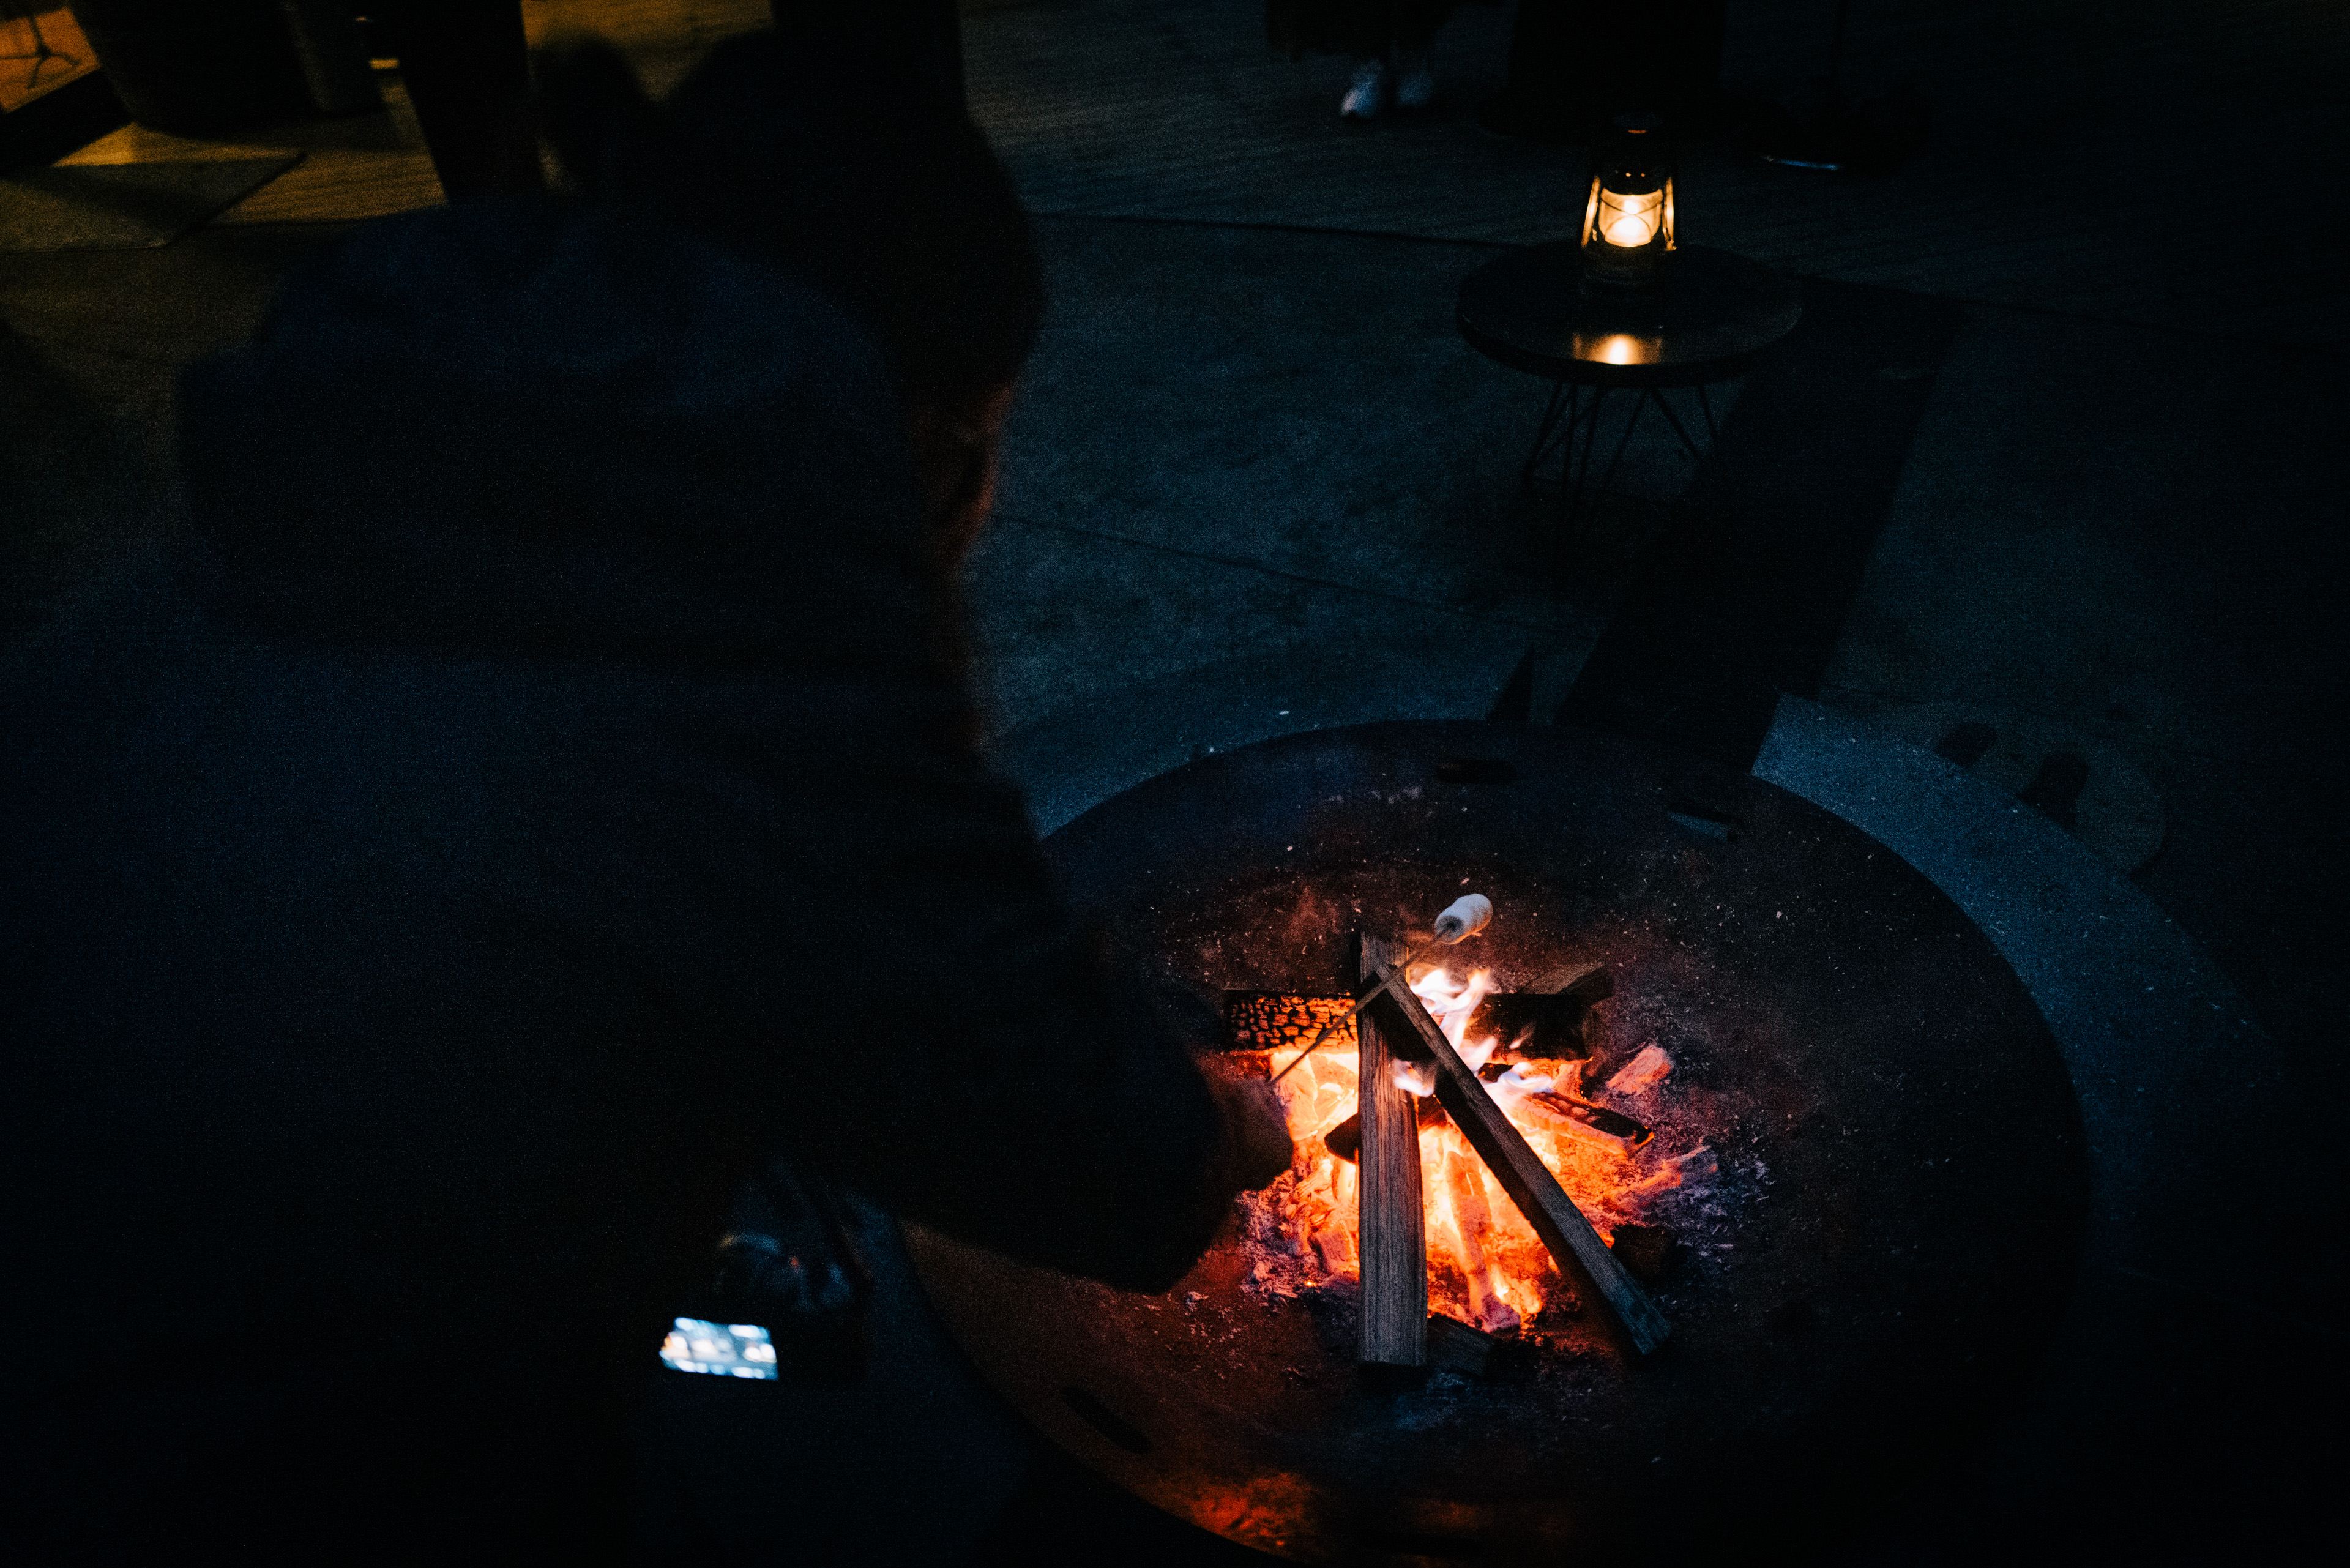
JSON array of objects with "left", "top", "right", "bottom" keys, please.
[
  {"left": 1595, "top": 187, "right": 1665, "bottom": 249},
  {"left": 1243, "top": 972, "right": 1714, "bottom": 1334}
]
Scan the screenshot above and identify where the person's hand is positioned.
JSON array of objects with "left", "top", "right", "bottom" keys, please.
[{"left": 1205, "top": 1067, "right": 1294, "bottom": 1192}]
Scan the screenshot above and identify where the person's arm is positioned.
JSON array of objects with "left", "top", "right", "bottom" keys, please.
[{"left": 719, "top": 711, "right": 1292, "bottom": 1291}]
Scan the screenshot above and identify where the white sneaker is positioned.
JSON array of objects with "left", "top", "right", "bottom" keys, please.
[
  {"left": 1340, "top": 58, "right": 1386, "bottom": 119},
  {"left": 1393, "top": 54, "right": 1435, "bottom": 110}
]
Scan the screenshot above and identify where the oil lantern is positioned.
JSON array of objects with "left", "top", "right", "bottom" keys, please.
[{"left": 1579, "top": 112, "right": 1676, "bottom": 293}]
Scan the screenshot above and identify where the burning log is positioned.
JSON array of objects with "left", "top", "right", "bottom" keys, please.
[
  {"left": 1475, "top": 963, "right": 1615, "bottom": 1061},
  {"left": 1434, "top": 1143, "right": 1522, "bottom": 1336},
  {"left": 1512, "top": 1092, "right": 1654, "bottom": 1156},
  {"left": 1226, "top": 992, "right": 1356, "bottom": 1053},
  {"left": 1321, "top": 1156, "right": 1359, "bottom": 1277},
  {"left": 1365, "top": 957, "right": 1673, "bottom": 1356},
  {"left": 1528, "top": 963, "right": 1616, "bottom": 1007},
  {"left": 1425, "top": 1312, "right": 1511, "bottom": 1379},
  {"left": 1356, "top": 933, "right": 1428, "bottom": 1370}
]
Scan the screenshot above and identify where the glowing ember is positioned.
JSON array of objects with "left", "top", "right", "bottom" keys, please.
[
  {"left": 1238, "top": 974, "right": 1717, "bottom": 1332},
  {"left": 1607, "top": 1042, "right": 1674, "bottom": 1095},
  {"left": 1229, "top": 993, "right": 1358, "bottom": 1054}
]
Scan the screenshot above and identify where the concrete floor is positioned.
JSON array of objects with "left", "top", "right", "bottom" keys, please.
[{"left": 2, "top": 1, "right": 2341, "bottom": 1561}]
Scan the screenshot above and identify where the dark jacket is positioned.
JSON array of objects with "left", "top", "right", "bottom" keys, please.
[{"left": 1, "top": 199, "right": 1233, "bottom": 1562}]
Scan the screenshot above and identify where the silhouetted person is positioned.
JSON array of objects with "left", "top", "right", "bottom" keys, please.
[
  {"left": 1268, "top": 0, "right": 1491, "bottom": 117},
  {"left": 376, "top": 1, "right": 968, "bottom": 200},
  {"left": 1, "top": 29, "right": 1285, "bottom": 1564},
  {"left": 369, "top": 0, "right": 543, "bottom": 198}
]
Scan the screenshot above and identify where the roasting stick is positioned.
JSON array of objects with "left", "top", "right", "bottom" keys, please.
[
  {"left": 1364, "top": 957, "right": 1674, "bottom": 1356},
  {"left": 1269, "top": 895, "right": 1491, "bottom": 1088}
]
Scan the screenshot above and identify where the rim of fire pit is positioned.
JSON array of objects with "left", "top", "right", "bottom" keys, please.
[{"left": 910, "top": 720, "right": 2098, "bottom": 1562}]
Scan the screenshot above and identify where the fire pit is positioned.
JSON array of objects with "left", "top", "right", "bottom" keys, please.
[{"left": 909, "top": 722, "right": 2088, "bottom": 1561}]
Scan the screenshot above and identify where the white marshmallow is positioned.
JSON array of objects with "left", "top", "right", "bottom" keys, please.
[{"left": 1431, "top": 893, "right": 1493, "bottom": 944}]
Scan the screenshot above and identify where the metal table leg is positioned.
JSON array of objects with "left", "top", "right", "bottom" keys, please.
[{"left": 1518, "top": 379, "right": 1723, "bottom": 582}]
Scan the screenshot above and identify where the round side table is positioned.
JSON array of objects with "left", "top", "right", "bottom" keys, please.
[{"left": 1458, "top": 244, "right": 1802, "bottom": 574}]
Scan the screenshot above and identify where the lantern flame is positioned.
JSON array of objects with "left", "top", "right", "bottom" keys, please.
[
  {"left": 1595, "top": 187, "right": 1665, "bottom": 250},
  {"left": 1574, "top": 332, "right": 1663, "bottom": 367}
]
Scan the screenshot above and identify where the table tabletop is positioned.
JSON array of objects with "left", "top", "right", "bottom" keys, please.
[{"left": 1458, "top": 243, "right": 1804, "bottom": 389}]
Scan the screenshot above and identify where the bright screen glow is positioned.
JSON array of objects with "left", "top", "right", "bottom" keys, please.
[{"left": 660, "top": 1316, "right": 779, "bottom": 1379}]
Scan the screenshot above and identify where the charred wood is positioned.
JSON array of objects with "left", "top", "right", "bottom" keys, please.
[
  {"left": 1608, "top": 1223, "right": 1684, "bottom": 1286},
  {"left": 1478, "top": 964, "right": 1615, "bottom": 1059},
  {"left": 1472, "top": 993, "right": 1587, "bottom": 1061},
  {"left": 1528, "top": 963, "right": 1617, "bottom": 1006},
  {"left": 1425, "top": 1312, "right": 1518, "bottom": 1380},
  {"left": 1322, "top": 1113, "right": 1360, "bottom": 1164}
]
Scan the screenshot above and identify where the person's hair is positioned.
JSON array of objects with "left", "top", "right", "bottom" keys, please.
[{"left": 538, "top": 28, "right": 1045, "bottom": 411}]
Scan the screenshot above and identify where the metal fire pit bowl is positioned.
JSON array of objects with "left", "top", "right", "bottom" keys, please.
[{"left": 908, "top": 722, "right": 2089, "bottom": 1562}]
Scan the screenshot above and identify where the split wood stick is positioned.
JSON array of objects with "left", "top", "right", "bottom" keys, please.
[
  {"left": 1365, "top": 958, "right": 1673, "bottom": 1356},
  {"left": 1356, "top": 933, "right": 1428, "bottom": 1368}
]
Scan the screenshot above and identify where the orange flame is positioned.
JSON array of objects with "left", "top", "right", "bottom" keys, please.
[{"left": 1247, "top": 983, "right": 1706, "bottom": 1328}]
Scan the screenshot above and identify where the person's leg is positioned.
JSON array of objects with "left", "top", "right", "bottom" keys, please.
[
  {"left": 1270, "top": 0, "right": 1393, "bottom": 118},
  {"left": 1392, "top": 0, "right": 1462, "bottom": 110},
  {"left": 370, "top": 0, "right": 543, "bottom": 200},
  {"left": 1392, "top": 48, "right": 1435, "bottom": 109}
]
